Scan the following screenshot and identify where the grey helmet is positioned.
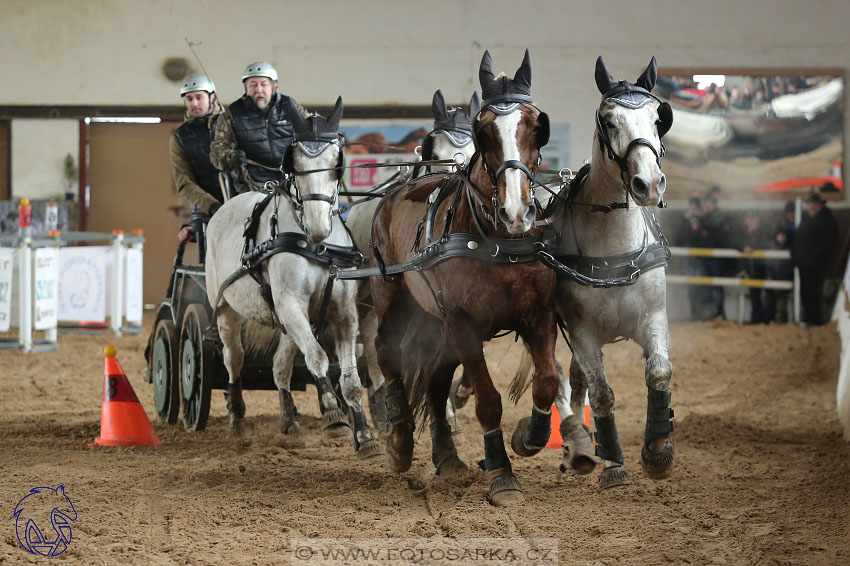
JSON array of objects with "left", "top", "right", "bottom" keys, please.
[
  {"left": 241, "top": 61, "right": 278, "bottom": 82},
  {"left": 180, "top": 74, "right": 216, "bottom": 96}
]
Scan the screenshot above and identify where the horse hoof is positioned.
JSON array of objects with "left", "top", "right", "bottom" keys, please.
[
  {"left": 356, "top": 438, "right": 385, "bottom": 460},
  {"left": 385, "top": 423, "right": 414, "bottom": 473},
  {"left": 436, "top": 455, "right": 468, "bottom": 477},
  {"left": 488, "top": 473, "right": 524, "bottom": 506},
  {"left": 599, "top": 464, "right": 630, "bottom": 489},
  {"left": 510, "top": 417, "right": 544, "bottom": 457},
  {"left": 449, "top": 377, "right": 472, "bottom": 410},
  {"left": 641, "top": 440, "right": 675, "bottom": 479},
  {"left": 559, "top": 415, "right": 599, "bottom": 475},
  {"left": 229, "top": 416, "right": 246, "bottom": 437},
  {"left": 321, "top": 408, "right": 351, "bottom": 443}
]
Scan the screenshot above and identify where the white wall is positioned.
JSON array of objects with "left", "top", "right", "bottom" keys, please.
[
  {"left": 11, "top": 120, "right": 78, "bottom": 200},
  {"left": 2, "top": 0, "right": 849, "bottom": 179}
]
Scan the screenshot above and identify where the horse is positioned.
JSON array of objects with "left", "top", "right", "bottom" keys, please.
[
  {"left": 346, "top": 88, "right": 480, "bottom": 434},
  {"left": 204, "top": 96, "right": 383, "bottom": 459},
  {"left": 369, "top": 50, "right": 558, "bottom": 505},
  {"left": 540, "top": 56, "right": 676, "bottom": 488}
]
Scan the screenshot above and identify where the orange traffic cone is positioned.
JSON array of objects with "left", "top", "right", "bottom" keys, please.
[
  {"left": 546, "top": 391, "right": 592, "bottom": 449},
  {"left": 91, "top": 346, "right": 161, "bottom": 447}
]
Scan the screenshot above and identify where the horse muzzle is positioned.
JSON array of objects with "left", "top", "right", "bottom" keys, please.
[
  {"left": 499, "top": 202, "right": 537, "bottom": 234},
  {"left": 630, "top": 172, "right": 666, "bottom": 207}
]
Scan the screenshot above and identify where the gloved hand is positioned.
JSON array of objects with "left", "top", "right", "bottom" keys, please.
[{"left": 229, "top": 150, "right": 246, "bottom": 170}]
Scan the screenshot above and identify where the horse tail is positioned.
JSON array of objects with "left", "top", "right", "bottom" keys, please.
[
  {"left": 399, "top": 311, "right": 449, "bottom": 428},
  {"left": 508, "top": 345, "right": 534, "bottom": 405}
]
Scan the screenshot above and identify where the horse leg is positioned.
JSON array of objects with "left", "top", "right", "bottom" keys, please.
[
  {"left": 447, "top": 318, "right": 521, "bottom": 506},
  {"left": 573, "top": 337, "right": 630, "bottom": 489},
  {"left": 360, "top": 308, "right": 390, "bottom": 436},
  {"left": 557, "top": 357, "right": 598, "bottom": 475},
  {"left": 276, "top": 294, "right": 350, "bottom": 444},
  {"left": 271, "top": 332, "right": 306, "bottom": 447},
  {"left": 510, "top": 321, "right": 560, "bottom": 458},
  {"left": 638, "top": 314, "right": 675, "bottom": 479},
  {"left": 427, "top": 352, "right": 467, "bottom": 476},
  {"left": 216, "top": 303, "right": 247, "bottom": 435},
  {"left": 330, "top": 287, "right": 383, "bottom": 460}
]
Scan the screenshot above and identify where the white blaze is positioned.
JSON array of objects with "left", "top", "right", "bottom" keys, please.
[{"left": 494, "top": 111, "right": 524, "bottom": 223}]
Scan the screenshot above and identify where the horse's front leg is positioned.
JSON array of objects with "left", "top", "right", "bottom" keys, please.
[
  {"left": 331, "top": 282, "right": 383, "bottom": 459},
  {"left": 275, "top": 293, "right": 351, "bottom": 445},
  {"left": 271, "top": 333, "right": 305, "bottom": 447},
  {"left": 359, "top": 306, "right": 390, "bottom": 435},
  {"left": 555, "top": 357, "right": 598, "bottom": 475},
  {"left": 572, "top": 333, "right": 630, "bottom": 489},
  {"left": 448, "top": 316, "right": 522, "bottom": 506},
  {"left": 637, "top": 310, "right": 675, "bottom": 479},
  {"left": 511, "top": 318, "right": 560, "bottom": 458},
  {"left": 216, "top": 303, "right": 246, "bottom": 435}
]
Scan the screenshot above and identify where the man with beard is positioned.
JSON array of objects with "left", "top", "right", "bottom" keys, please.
[
  {"left": 210, "top": 61, "right": 308, "bottom": 191},
  {"left": 170, "top": 74, "right": 223, "bottom": 243}
]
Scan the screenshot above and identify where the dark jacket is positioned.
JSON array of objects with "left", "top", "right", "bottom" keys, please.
[
  {"left": 792, "top": 206, "right": 837, "bottom": 268},
  {"left": 170, "top": 107, "right": 223, "bottom": 214}
]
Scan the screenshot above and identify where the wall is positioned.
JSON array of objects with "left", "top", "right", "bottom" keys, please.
[
  {"left": 11, "top": 120, "right": 78, "bottom": 200},
  {"left": 1, "top": 0, "right": 849, "bottom": 196}
]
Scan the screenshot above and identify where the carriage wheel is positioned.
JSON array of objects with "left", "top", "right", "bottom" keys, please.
[
  {"left": 179, "top": 304, "right": 213, "bottom": 432},
  {"left": 152, "top": 318, "right": 180, "bottom": 424}
]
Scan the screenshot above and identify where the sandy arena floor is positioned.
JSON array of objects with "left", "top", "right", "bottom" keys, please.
[{"left": 1, "top": 314, "right": 849, "bottom": 565}]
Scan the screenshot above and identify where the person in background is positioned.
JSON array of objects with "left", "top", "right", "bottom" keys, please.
[
  {"left": 738, "top": 211, "right": 773, "bottom": 323},
  {"left": 699, "top": 192, "right": 731, "bottom": 319},
  {"left": 169, "top": 74, "right": 223, "bottom": 243},
  {"left": 765, "top": 228, "right": 793, "bottom": 323},
  {"left": 679, "top": 196, "right": 708, "bottom": 319},
  {"left": 791, "top": 191, "right": 837, "bottom": 325}
]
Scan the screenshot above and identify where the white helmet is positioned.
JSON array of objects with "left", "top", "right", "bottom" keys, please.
[
  {"left": 180, "top": 74, "right": 215, "bottom": 96},
  {"left": 241, "top": 61, "right": 278, "bottom": 82}
]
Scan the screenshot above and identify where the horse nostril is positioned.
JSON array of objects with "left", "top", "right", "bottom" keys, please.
[
  {"left": 631, "top": 176, "right": 650, "bottom": 199},
  {"left": 498, "top": 208, "right": 512, "bottom": 225},
  {"left": 658, "top": 174, "right": 667, "bottom": 194}
]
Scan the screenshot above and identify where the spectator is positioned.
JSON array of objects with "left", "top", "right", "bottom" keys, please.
[
  {"left": 738, "top": 211, "right": 773, "bottom": 323},
  {"left": 679, "top": 196, "right": 708, "bottom": 319},
  {"left": 765, "top": 228, "right": 793, "bottom": 323},
  {"left": 699, "top": 192, "right": 731, "bottom": 319},
  {"left": 791, "top": 191, "right": 837, "bottom": 325}
]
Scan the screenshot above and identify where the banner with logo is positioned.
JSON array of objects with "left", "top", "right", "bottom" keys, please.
[
  {"left": 57, "top": 247, "right": 108, "bottom": 322},
  {"left": 0, "top": 248, "right": 14, "bottom": 332},
  {"left": 33, "top": 247, "right": 58, "bottom": 330}
]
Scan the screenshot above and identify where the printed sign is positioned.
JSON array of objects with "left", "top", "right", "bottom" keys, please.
[
  {"left": 0, "top": 248, "right": 13, "bottom": 332},
  {"left": 124, "top": 248, "right": 143, "bottom": 323},
  {"left": 33, "top": 247, "right": 58, "bottom": 330},
  {"left": 57, "top": 247, "right": 108, "bottom": 322},
  {"left": 14, "top": 485, "right": 77, "bottom": 557}
]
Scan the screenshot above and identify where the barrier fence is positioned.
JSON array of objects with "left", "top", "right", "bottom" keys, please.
[
  {"left": 0, "top": 199, "right": 144, "bottom": 353},
  {"left": 667, "top": 246, "right": 798, "bottom": 324}
]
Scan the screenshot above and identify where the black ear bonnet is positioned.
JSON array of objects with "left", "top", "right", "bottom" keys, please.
[
  {"left": 421, "top": 90, "right": 478, "bottom": 161},
  {"left": 474, "top": 49, "right": 550, "bottom": 153},
  {"left": 595, "top": 55, "right": 673, "bottom": 138},
  {"left": 282, "top": 96, "right": 345, "bottom": 180}
]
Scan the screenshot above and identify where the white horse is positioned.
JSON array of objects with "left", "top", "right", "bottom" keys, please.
[
  {"left": 345, "top": 89, "right": 479, "bottom": 433},
  {"left": 544, "top": 56, "right": 675, "bottom": 488},
  {"left": 205, "top": 97, "right": 383, "bottom": 459}
]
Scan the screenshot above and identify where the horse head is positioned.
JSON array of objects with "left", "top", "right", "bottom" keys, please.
[
  {"left": 284, "top": 96, "right": 344, "bottom": 243},
  {"left": 421, "top": 89, "right": 479, "bottom": 172},
  {"left": 594, "top": 56, "right": 673, "bottom": 207},
  {"left": 474, "top": 49, "right": 550, "bottom": 234}
]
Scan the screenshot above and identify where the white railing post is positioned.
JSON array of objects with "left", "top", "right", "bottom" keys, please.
[
  {"left": 17, "top": 199, "right": 33, "bottom": 352},
  {"left": 110, "top": 230, "right": 125, "bottom": 335}
]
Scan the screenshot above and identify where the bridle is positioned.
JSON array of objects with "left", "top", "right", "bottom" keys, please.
[{"left": 283, "top": 134, "right": 344, "bottom": 229}]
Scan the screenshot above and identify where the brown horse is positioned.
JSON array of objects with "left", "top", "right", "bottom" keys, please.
[{"left": 370, "top": 50, "right": 558, "bottom": 505}]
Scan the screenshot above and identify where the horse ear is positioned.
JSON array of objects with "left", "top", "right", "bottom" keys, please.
[
  {"left": 636, "top": 56, "right": 658, "bottom": 91},
  {"left": 513, "top": 48, "right": 532, "bottom": 91},
  {"left": 288, "top": 98, "right": 307, "bottom": 132},
  {"left": 479, "top": 50, "right": 495, "bottom": 87},
  {"left": 468, "top": 91, "right": 480, "bottom": 118},
  {"left": 327, "top": 96, "right": 344, "bottom": 131},
  {"left": 595, "top": 56, "right": 616, "bottom": 95},
  {"left": 432, "top": 90, "right": 449, "bottom": 122}
]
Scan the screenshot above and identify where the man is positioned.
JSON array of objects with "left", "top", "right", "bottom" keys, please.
[
  {"left": 699, "top": 193, "right": 731, "bottom": 319},
  {"left": 738, "top": 211, "right": 772, "bottom": 323},
  {"left": 170, "top": 74, "right": 222, "bottom": 243},
  {"left": 792, "top": 191, "right": 838, "bottom": 325},
  {"left": 210, "top": 61, "right": 308, "bottom": 189}
]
